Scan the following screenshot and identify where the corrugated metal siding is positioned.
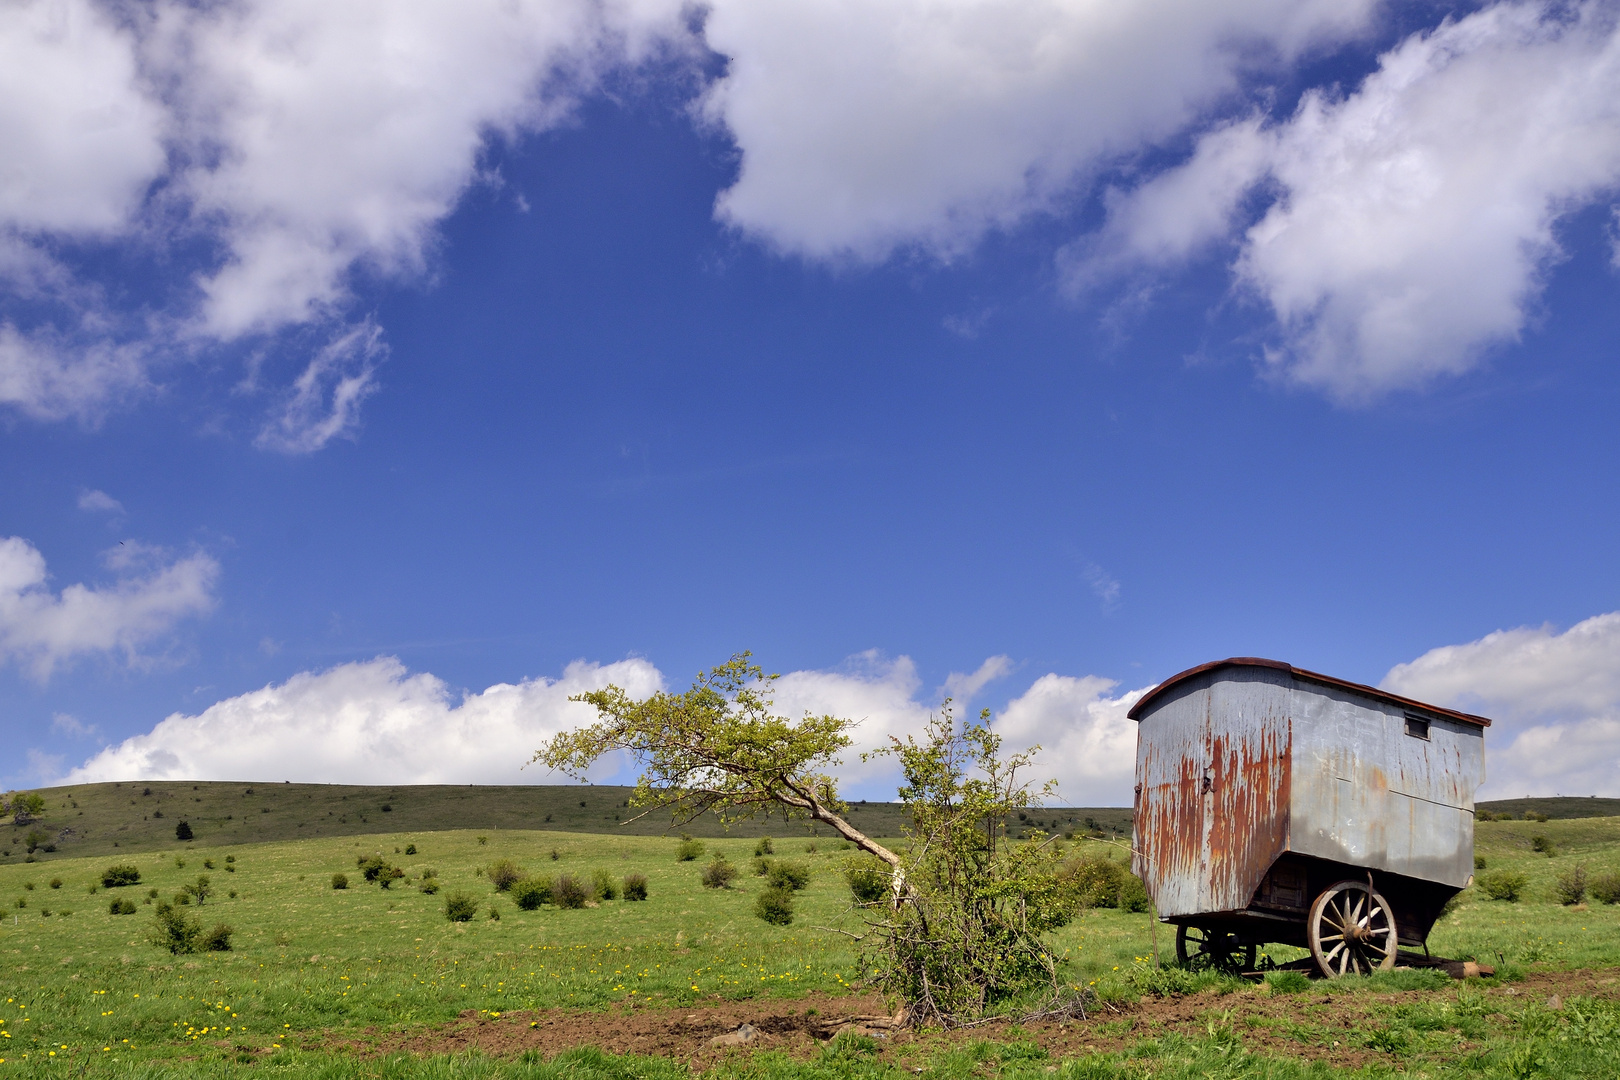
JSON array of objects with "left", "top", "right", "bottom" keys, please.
[{"left": 1133, "top": 667, "right": 1292, "bottom": 918}]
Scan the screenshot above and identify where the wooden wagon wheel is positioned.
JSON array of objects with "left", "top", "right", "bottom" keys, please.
[
  {"left": 1308, "top": 880, "right": 1398, "bottom": 977},
  {"left": 1175, "top": 924, "right": 1257, "bottom": 973}
]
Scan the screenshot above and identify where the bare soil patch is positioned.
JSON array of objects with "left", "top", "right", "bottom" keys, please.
[{"left": 326, "top": 968, "right": 1620, "bottom": 1069}]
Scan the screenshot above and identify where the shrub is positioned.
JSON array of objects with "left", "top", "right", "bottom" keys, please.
[
  {"left": 1527, "top": 811, "right": 1551, "bottom": 822},
  {"left": 592, "top": 868, "right": 618, "bottom": 901},
  {"left": 844, "top": 857, "right": 890, "bottom": 904},
  {"left": 804, "top": 841, "right": 819, "bottom": 854},
  {"left": 1590, "top": 872, "right": 1620, "bottom": 905},
  {"left": 86, "top": 883, "right": 98, "bottom": 894},
  {"left": 419, "top": 877, "right": 441, "bottom": 895},
  {"left": 175, "top": 821, "right": 194, "bottom": 841},
  {"left": 1059, "top": 854, "right": 1143, "bottom": 909},
  {"left": 202, "top": 923, "right": 233, "bottom": 951},
  {"left": 1531, "top": 835, "right": 1554, "bottom": 854},
  {"left": 767, "top": 860, "right": 811, "bottom": 891},
  {"left": 203, "top": 859, "right": 215, "bottom": 870},
  {"left": 225, "top": 855, "right": 235, "bottom": 863},
  {"left": 444, "top": 892, "right": 479, "bottom": 922},
  {"left": 1478, "top": 870, "right": 1528, "bottom": 901},
  {"left": 755, "top": 837, "right": 775, "bottom": 857},
  {"left": 751, "top": 856, "right": 773, "bottom": 877},
  {"left": 701, "top": 856, "right": 738, "bottom": 889},
  {"left": 550, "top": 849, "right": 561, "bottom": 861},
  {"left": 554, "top": 874, "right": 588, "bottom": 908},
  {"left": 48, "top": 877, "right": 61, "bottom": 889},
  {"left": 624, "top": 873, "right": 649, "bottom": 901},
  {"left": 1117, "top": 874, "right": 1151, "bottom": 913},
  {"left": 675, "top": 836, "right": 705, "bottom": 862},
  {"left": 755, "top": 885, "right": 794, "bottom": 925},
  {"left": 331, "top": 873, "right": 349, "bottom": 890},
  {"left": 405, "top": 844, "right": 417, "bottom": 855},
  {"left": 101, "top": 865, "right": 141, "bottom": 888},
  {"left": 109, "top": 898, "right": 137, "bottom": 915},
  {"left": 1476, "top": 811, "right": 1495, "bottom": 821},
  {"left": 1555, "top": 864, "right": 1589, "bottom": 906},
  {"left": 1475, "top": 855, "right": 1488, "bottom": 869},
  {"left": 151, "top": 901, "right": 201, "bottom": 954},
  {"left": 487, "top": 858, "right": 524, "bottom": 892},
  {"left": 511, "top": 877, "right": 552, "bottom": 910}
]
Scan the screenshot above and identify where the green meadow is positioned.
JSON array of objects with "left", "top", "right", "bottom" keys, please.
[{"left": 4, "top": 809, "right": 1620, "bottom": 1076}]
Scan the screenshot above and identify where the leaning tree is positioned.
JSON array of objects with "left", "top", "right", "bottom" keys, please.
[{"left": 534, "top": 653, "right": 1084, "bottom": 1026}]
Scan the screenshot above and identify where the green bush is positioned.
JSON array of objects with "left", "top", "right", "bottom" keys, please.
[
  {"left": 751, "top": 856, "right": 773, "bottom": 877},
  {"left": 592, "top": 868, "right": 618, "bottom": 901},
  {"left": 1555, "top": 864, "right": 1589, "bottom": 905},
  {"left": 755, "top": 885, "right": 794, "bottom": 925},
  {"left": 754, "top": 836, "right": 775, "bottom": 857},
  {"left": 331, "top": 873, "right": 348, "bottom": 890},
  {"left": 624, "top": 873, "right": 648, "bottom": 901},
  {"left": 1590, "top": 871, "right": 1620, "bottom": 905},
  {"left": 1117, "top": 874, "right": 1151, "bottom": 913},
  {"left": 418, "top": 877, "right": 441, "bottom": 895},
  {"left": 767, "top": 860, "right": 811, "bottom": 891},
  {"left": 487, "top": 858, "right": 524, "bottom": 892},
  {"left": 175, "top": 821, "right": 194, "bottom": 841},
  {"left": 225, "top": 855, "right": 235, "bottom": 863},
  {"left": 675, "top": 836, "right": 704, "bottom": 862},
  {"left": 1478, "top": 869, "right": 1529, "bottom": 901},
  {"left": 404, "top": 844, "right": 417, "bottom": 855},
  {"left": 203, "top": 859, "right": 214, "bottom": 870},
  {"left": 109, "top": 898, "right": 137, "bottom": 915},
  {"left": 1531, "top": 835, "right": 1555, "bottom": 855},
  {"left": 553, "top": 874, "right": 588, "bottom": 908},
  {"left": 48, "top": 877, "right": 61, "bottom": 889},
  {"left": 444, "top": 892, "right": 478, "bottom": 922},
  {"left": 701, "top": 856, "right": 738, "bottom": 889},
  {"left": 1060, "top": 854, "right": 1148, "bottom": 910},
  {"left": 101, "top": 864, "right": 141, "bottom": 888},
  {"left": 202, "top": 923, "right": 233, "bottom": 951},
  {"left": 151, "top": 901, "right": 201, "bottom": 954},
  {"left": 511, "top": 877, "right": 552, "bottom": 911},
  {"left": 1475, "top": 854, "right": 1488, "bottom": 869},
  {"left": 844, "top": 857, "right": 890, "bottom": 904}
]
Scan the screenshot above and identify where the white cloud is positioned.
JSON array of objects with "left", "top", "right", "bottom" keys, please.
[
  {"left": 1383, "top": 612, "right": 1620, "bottom": 798},
  {"left": 0, "top": 324, "right": 148, "bottom": 423},
  {"left": 942, "top": 654, "right": 1013, "bottom": 703},
  {"left": 995, "top": 674, "right": 1148, "bottom": 807},
  {"left": 50, "top": 712, "right": 98, "bottom": 739},
  {"left": 66, "top": 656, "right": 665, "bottom": 785},
  {"left": 1079, "top": 1, "right": 1620, "bottom": 399},
  {"left": 0, "top": 536, "right": 219, "bottom": 680},
  {"left": 254, "top": 320, "right": 383, "bottom": 453},
  {"left": 698, "top": 0, "right": 1377, "bottom": 261},
  {"left": 77, "top": 489, "right": 124, "bottom": 515}
]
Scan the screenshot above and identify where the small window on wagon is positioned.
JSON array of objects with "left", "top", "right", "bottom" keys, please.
[{"left": 1404, "top": 714, "right": 1431, "bottom": 740}]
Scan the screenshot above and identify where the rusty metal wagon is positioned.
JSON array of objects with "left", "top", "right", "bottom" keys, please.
[{"left": 1129, "top": 658, "right": 1490, "bottom": 978}]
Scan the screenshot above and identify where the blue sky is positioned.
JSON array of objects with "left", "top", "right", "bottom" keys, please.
[{"left": 4, "top": 0, "right": 1620, "bottom": 802}]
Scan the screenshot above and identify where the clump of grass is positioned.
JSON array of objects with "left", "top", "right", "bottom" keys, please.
[
  {"left": 592, "top": 868, "right": 618, "bottom": 901},
  {"left": 755, "top": 886, "right": 794, "bottom": 925},
  {"left": 1478, "top": 869, "right": 1529, "bottom": 901},
  {"left": 624, "top": 873, "right": 648, "bottom": 901},
  {"left": 675, "top": 835, "right": 704, "bottom": 862},
  {"left": 48, "top": 877, "right": 62, "bottom": 889},
  {"left": 1264, "top": 970, "right": 1311, "bottom": 994},
  {"left": 1590, "top": 871, "right": 1620, "bottom": 905},
  {"left": 1556, "top": 864, "right": 1589, "bottom": 905},
  {"left": 331, "top": 873, "right": 348, "bottom": 890},
  {"left": 511, "top": 877, "right": 552, "bottom": 911},
  {"left": 701, "top": 856, "right": 738, "bottom": 889},
  {"left": 487, "top": 858, "right": 524, "bottom": 892},
  {"left": 553, "top": 874, "right": 588, "bottom": 909},
  {"left": 767, "top": 860, "right": 811, "bottom": 891},
  {"left": 444, "top": 893, "right": 478, "bottom": 922}
]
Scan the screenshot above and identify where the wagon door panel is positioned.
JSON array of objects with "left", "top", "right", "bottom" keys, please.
[
  {"left": 1133, "top": 685, "right": 1210, "bottom": 917},
  {"left": 1202, "top": 673, "right": 1292, "bottom": 912}
]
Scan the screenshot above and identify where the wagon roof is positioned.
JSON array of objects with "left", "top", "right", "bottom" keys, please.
[{"left": 1125, "top": 656, "right": 1493, "bottom": 727}]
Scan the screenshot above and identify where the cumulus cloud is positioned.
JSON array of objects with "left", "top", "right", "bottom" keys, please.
[
  {"left": 1383, "top": 612, "right": 1620, "bottom": 798},
  {"left": 0, "top": 536, "right": 218, "bottom": 680},
  {"left": 996, "top": 674, "right": 1148, "bottom": 807},
  {"left": 0, "top": 0, "right": 693, "bottom": 436},
  {"left": 699, "top": 0, "right": 1376, "bottom": 262},
  {"left": 1076, "top": 1, "right": 1620, "bottom": 398},
  {"left": 77, "top": 489, "right": 124, "bottom": 515},
  {"left": 66, "top": 655, "right": 665, "bottom": 785}
]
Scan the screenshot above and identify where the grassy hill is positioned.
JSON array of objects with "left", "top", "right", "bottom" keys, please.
[
  {"left": 2, "top": 780, "right": 1135, "bottom": 862},
  {"left": 1477, "top": 796, "right": 1620, "bottom": 819}
]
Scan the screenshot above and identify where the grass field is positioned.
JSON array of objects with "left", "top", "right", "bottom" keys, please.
[
  {"left": 5, "top": 813, "right": 1620, "bottom": 1077},
  {"left": 0, "top": 782, "right": 1134, "bottom": 860}
]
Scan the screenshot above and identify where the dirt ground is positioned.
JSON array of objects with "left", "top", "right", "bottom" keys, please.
[{"left": 324, "top": 969, "right": 1620, "bottom": 1070}]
